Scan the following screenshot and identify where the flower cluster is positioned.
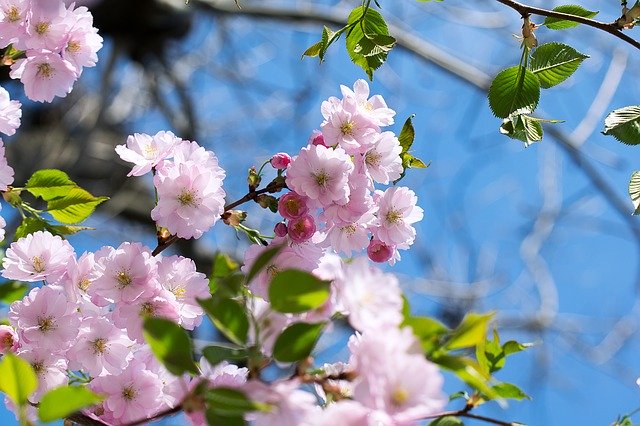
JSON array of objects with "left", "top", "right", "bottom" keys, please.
[
  {"left": 267, "top": 79, "right": 422, "bottom": 270},
  {"left": 1, "top": 231, "right": 210, "bottom": 423},
  {"left": 115, "top": 131, "right": 227, "bottom": 239},
  {"left": 0, "top": 0, "right": 102, "bottom": 102}
]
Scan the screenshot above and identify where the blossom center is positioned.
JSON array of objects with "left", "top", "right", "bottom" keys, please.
[
  {"left": 38, "top": 315, "right": 56, "bottom": 333},
  {"left": 6, "top": 6, "right": 20, "bottom": 22},
  {"left": 78, "top": 277, "right": 91, "bottom": 292},
  {"left": 35, "top": 21, "right": 49, "bottom": 35},
  {"left": 172, "top": 286, "right": 186, "bottom": 300},
  {"left": 121, "top": 386, "right": 137, "bottom": 401},
  {"left": 385, "top": 209, "right": 402, "bottom": 225},
  {"left": 266, "top": 264, "right": 279, "bottom": 278},
  {"left": 313, "top": 171, "right": 330, "bottom": 188},
  {"left": 365, "top": 151, "right": 381, "bottom": 167},
  {"left": 91, "top": 338, "right": 107, "bottom": 355},
  {"left": 1, "top": 334, "right": 14, "bottom": 350},
  {"left": 36, "top": 63, "right": 54, "bottom": 79},
  {"left": 391, "top": 387, "right": 409, "bottom": 406},
  {"left": 31, "top": 255, "right": 46, "bottom": 273},
  {"left": 178, "top": 189, "right": 198, "bottom": 207},
  {"left": 341, "top": 224, "right": 357, "bottom": 235},
  {"left": 340, "top": 121, "right": 354, "bottom": 136},
  {"left": 32, "top": 361, "right": 44, "bottom": 375},
  {"left": 143, "top": 144, "right": 157, "bottom": 159},
  {"left": 66, "top": 40, "right": 81, "bottom": 54},
  {"left": 115, "top": 270, "right": 132, "bottom": 289},
  {"left": 139, "top": 302, "right": 156, "bottom": 317}
]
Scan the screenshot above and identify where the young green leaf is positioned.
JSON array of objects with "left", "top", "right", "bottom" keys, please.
[
  {"left": 205, "top": 387, "right": 266, "bottom": 416},
  {"left": 529, "top": 43, "right": 588, "bottom": 89},
  {"left": 0, "top": 354, "right": 37, "bottom": 407},
  {"left": 398, "top": 115, "right": 416, "bottom": 153},
  {"left": 268, "top": 269, "right": 331, "bottom": 313},
  {"left": 500, "top": 114, "right": 543, "bottom": 147},
  {"left": 403, "top": 316, "right": 449, "bottom": 355},
  {"left": 488, "top": 66, "right": 540, "bottom": 119},
  {"left": 345, "top": 6, "right": 395, "bottom": 80},
  {"left": 629, "top": 171, "right": 640, "bottom": 215},
  {"left": 445, "top": 311, "right": 495, "bottom": 351},
  {"left": 272, "top": 322, "right": 325, "bottom": 363},
  {"left": 14, "top": 217, "right": 50, "bottom": 240},
  {"left": 491, "top": 382, "right": 531, "bottom": 401},
  {"left": 246, "top": 244, "right": 283, "bottom": 284},
  {"left": 142, "top": 317, "right": 199, "bottom": 376},
  {"left": 202, "top": 344, "right": 248, "bottom": 366},
  {"left": 198, "top": 297, "right": 249, "bottom": 345},
  {"left": 25, "top": 169, "right": 77, "bottom": 201},
  {"left": 0, "top": 281, "right": 29, "bottom": 304},
  {"left": 429, "top": 416, "right": 464, "bottom": 426},
  {"left": 47, "top": 187, "right": 108, "bottom": 224},
  {"left": 431, "top": 354, "right": 498, "bottom": 400},
  {"left": 603, "top": 105, "right": 640, "bottom": 145},
  {"left": 205, "top": 410, "right": 247, "bottom": 426},
  {"left": 544, "top": 5, "right": 598, "bottom": 30},
  {"left": 38, "top": 386, "right": 103, "bottom": 422}
]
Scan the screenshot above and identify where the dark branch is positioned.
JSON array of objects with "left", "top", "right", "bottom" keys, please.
[{"left": 495, "top": 0, "right": 640, "bottom": 51}]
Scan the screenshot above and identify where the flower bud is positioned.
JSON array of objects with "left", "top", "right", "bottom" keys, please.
[
  {"left": 287, "top": 214, "right": 316, "bottom": 243},
  {"left": 278, "top": 192, "right": 309, "bottom": 220},
  {"left": 308, "top": 129, "right": 327, "bottom": 147},
  {"left": 367, "top": 239, "right": 395, "bottom": 263},
  {"left": 270, "top": 152, "right": 291, "bottom": 169},
  {"left": 0, "top": 325, "right": 19, "bottom": 354},
  {"left": 247, "top": 166, "right": 261, "bottom": 191},
  {"left": 274, "top": 222, "right": 288, "bottom": 237}
]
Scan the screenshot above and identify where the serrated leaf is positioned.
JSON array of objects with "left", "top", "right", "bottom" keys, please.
[
  {"left": 0, "top": 354, "right": 37, "bottom": 407},
  {"left": 47, "top": 187, "right": 108, "bottom": 224},
  {"left": 445, "top": 312, "right": 495, "bottom": 351},
  {"left": 491, "top": 382, "right": 530, "bottom": 401},
  {"left": 398, "top": 115, "right": 416, "bottom": 153},
  {"left": 629, "top": 172, "right": 640, "bottom": 215},
  {"left": 544, "top": 5, "right": 598, "bottom": 30},
  {"left": 142, "top": 317, "right": 199, "bottom": 376},
  {"left": 198, "top": 297, "right": 249, "bottom": 345},
  {"left": 488, "top": 66, "right": 540, "bottom": 119},
  {"left": 0, "top": 281, "right": 29, "bottom": 304},
  {"left": 500, "top": 114, "right": 543, "bottom": 147},
  {"left": 38, "top": 386, "right": 103, "bottom": 422},
  {"left": 272, "top": 322, "right": 325, "bottom": 363},
  {"left": 530, "top": 42, "right": 588, "bottom": 89},
  {"left": 346, "top": 6, "right": 394, "bottom": 80},
  {"left": 25, "top": 169, "right": 77, "bottom": 201},
  {"left": 269, "top": 269, "right": 331, "bottom": 314},
  {"left": 603, "top": 105, "right": 640, "bottom": 145},
  {"left": 202, "top": 344, "right": 248, "bottom": 366},
  {"left": 14, "top": 217, "right": 49, "bottom": 240}
]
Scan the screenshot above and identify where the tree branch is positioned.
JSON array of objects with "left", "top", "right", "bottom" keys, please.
[{"left": 495, "top": 0, "right": 640, "bottom": 51}]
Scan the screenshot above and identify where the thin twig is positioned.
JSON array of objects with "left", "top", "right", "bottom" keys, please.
[{"left": 495, "top": 0, "right": 640, "bottom": 51}]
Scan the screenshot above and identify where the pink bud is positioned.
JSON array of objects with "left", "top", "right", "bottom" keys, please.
[
  {"left": 270, "top": 152, "right": 291, "bottom": 169},
  {"left": 367, "top": 239, "right": 395, "bottom": 263},
  {"left": 0, "top": 325, "right": 20, "bottom": 354},
  {"left": 287, "top": 214, "right": 316, "bottom": 243},
  {"left": 278, "top": 192, "right": 309, "bottom": 220},
  {"left": 274, "top": 222, "right": 288, "bottom": 237},
  {"left": 308, "top": 130, "right": 327, "bottom": 147}
]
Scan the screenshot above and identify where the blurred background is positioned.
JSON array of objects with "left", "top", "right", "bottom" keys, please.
[{"left": 2, "top": 0, "right": 640, "bottom": 424}]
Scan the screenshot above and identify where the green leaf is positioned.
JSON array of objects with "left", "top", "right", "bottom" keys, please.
[
  {"left": 500, "top": 114, "right": 543, "bottom": 147},
  {"left": 302, "top": 41, "right": 323, "bottom": 58},
  {"left": 202, "top": 344, "right": 248, "bottom": 366},
  {"left": 544, "top": 5, "right": 598, "bottom": 30},
  {"left": 210, "top": 253, "right": 241, "bottom": 296},
  {"left": 14, "top": 217, "right": 92, "bottom": 240},
  {"left": 529, "top": 42, "right": 588, "bottom": 89},
  {"left": 0, "top": 281, "right": 29, "bottom": 304},
  {"left": 142, "top": 317, "right": 199, "bottom": 376},
  {"left": 346, "top": 6, "right": 395, "bottom": 80},
  {"left": 38, "top": 386, "right": 103, "bottom": 422},
  {"left": 47, "top": 187, "right": 108, "bottom": 224},
  {"left": 629, "top": 171, "right": 640, "bottom": 215},
  {"left": 429, "top": 416, "right": 464, "bottom": 426},
  {"left": 198, "top": 297, "right": 249, "bottom": 345},
  {"left": 205, "top": 387, "right": 266, "bottom": 416},
  {"left": 432, "top": 354, "right": 498, "bottom": 400},
  {"left": 491, "top": 382, "right": 530, "bottom": 401},
  {"left": 398, "top": 115, "right": 416, "bottom": 153},
  {"left": 603, "top": 105, "right": 640, "bottom": 145},
  {"left": 269, "top": 269, "right": 331, "bottom": 313},
  {"left": 272, "top": 322, "right": 325, "bottom": 363},
  {"left": 246, "top": 245, "right": 283, "bottom": 284},
  {"left": 445, "top": 312, "right": 495, "bottom": 351},
  {"left": 404, "top": 316, "right": 449, "bottom": 355},
  {"left": 0, "top": 353, "right": 37, "bottom": 407},
  {"left": 25, "top": 169, "right": 77, "bottom": 201},
  {"left": 205, "top": 410, "right": 247, "bottom": 426},
  {"left": 488, "top": 66, "right": 540, "bottom": 118}
]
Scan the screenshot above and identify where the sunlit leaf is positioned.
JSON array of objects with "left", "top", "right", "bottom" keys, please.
[
  {"left": 530, "top": 42, "right": 588, "bottom": 89},
  {"left": 488, "top": 66, "right": 540, "bottom": 118},
  {"left": 25, "top": 169, "right": 77, "bottom": 201},
  {"left": 38, "top": 386, "right": 103, "bottom": 422},
  {"left": 273, "top": 322, "right": 325, "bottom": 362},
  {"left": 0, "top": 281, "right": 29, "bottom": 304},
  {"left": 603, "top": 105, "right": 640, "bottom": 145},
  {"left": 346, "top": 6, "right": 395, "bottom": 80},
  {"left": 142, "top": 317, "right": 199, "bottom": 376},
  {"left": 445, "top": 312, "right": 495, "bottom": 351},
  {"left": 269, "top": 269, "right": 331, "bottom": 313},
  {"left": 47, "top": 187, "right": 108, "bottom": 224},
  {"left": 491, "top": 382, "right": 530, "bottom": 401},
  {"left": 544, "top": 5, "right": 598, "bottom": 30},
  {"left": 198, "top": 297, "right": 249, "bottom": 345},
  {"left": 0, "top": 354, "right": 37, "bottom": 407}
]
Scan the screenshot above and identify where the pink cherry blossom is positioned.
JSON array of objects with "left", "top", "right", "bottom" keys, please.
[
  {"left": 374, "top": 186, "right": 423, "bottom": 246},
  {"left": 2, "top": 230, "right": 75, "bottom": 283},
  {"left": 0, "top": 139, "right": 14, "bottom": 190},
  {"left": 112, "top": 291, "right": 181, "bottom": 342},
  {"left": 243, "top": 379, "right": 319, "bottom": 426},
  {"left": 286, "top": 144, "right": 354, "bottom": 207},
  {"left": 360, "top": 131, "right": 403, "bottom": 185},
  {"left": 61, "top": 5, "right": 102, "bottom": 73},
  {"left": 0, "top": 86, "right": 21, "bottom": 136},
  {"left": 287, "top": 214, "right": 316, "bottom": 243},
  {"left": 157, "top": 255, "right": 209, "bottom": 330},
  {"left": 24, "top": 1, "right": 70, "bottom": 51},
  {"left": 10, "top": 50, "right": 77, "bottom": 102},
  {"left": 171, "top": 139, "right": 226, "bottom": 179},
  {"left": 270, "top": 152, "right": 291, "bottom": 169},
  {"left": 321, "top": 96, "right": 379, "bottom": 154},
  {"left": 152, "top": 160, "right": 226, "bottom": 239},
  {"left": 367, "top": 239, "right": 395, "bottom": 263},
  {"left": 115, "top": 131, "right": 180, "bottom": 177},
  {"left": 308, "top": 129, "right": 327, "bottom": 147},
  {"left": 277, "top": 191, "right": 309, "bottom": 220},
  {"left": 66, "top": 316, "right": 134, "bottom": 377},
  {"left": 0, "top": 324, "right": 19, "bottom": 353},
  {"left": 340, "top": 79, "right": 396, "bottom": 126},
  {"left": 8, "top": 284, "right": 80, "bottom": 350},
  {"left": 19, "top": 347, "right": 68, "bottom": 401},
  {"left": 91, "top": 242, "right": 158, "bottom": 303},
  {"left": 274, "top": 221, "right": 288, "bottom": 237},
  {"left": 0, "top": 0, "right": 29, "bottom": 48}
]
